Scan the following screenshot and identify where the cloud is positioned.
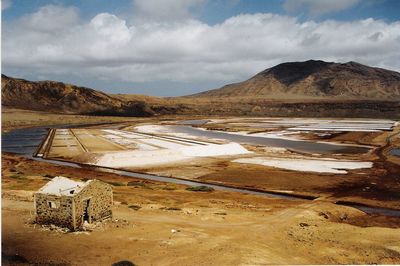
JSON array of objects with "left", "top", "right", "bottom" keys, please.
[
  {"left": 18, "top": 5, "right": 80, "bottom": 32},
  {"left": 283, "top": 0, "right": 360, "bottom": 16},
  {"left": 132, "top": 0, "right": 206, "bottom": 22},
  {"left": 2, "top": 0, "right": 11, "bottom": 10},
  {"left": 3, "top": 5, "right": 400, "bottom": 95}
]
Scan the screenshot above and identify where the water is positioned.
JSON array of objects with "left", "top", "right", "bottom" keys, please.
[
  {"left": 2, "top": 127, "right": 49, "bottom": 155},
  {"left": 176, "top": 119, "right": 210, "bottom": 125},
  {"left": 167, "top": 125, "right": 370, "bottom": 155},
  {"left": 390, "top": 148, "right": 400, "bottom": 157},
  {"left": 336, "top": 202, "right": 400, "bottom": 217},
  {"left": 2, "top": 122, "right": 116, "bottom": 155}
]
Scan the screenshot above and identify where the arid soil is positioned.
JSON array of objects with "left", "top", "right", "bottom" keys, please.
[
  {"left": 2, "top": 153, "right": 400, "bottom": 265},
  {"left": 1, "top": 108, "right": 154, "bottom": 133},
  {"left": 2, "top": 112, "right": 400, "bottom": 265}
]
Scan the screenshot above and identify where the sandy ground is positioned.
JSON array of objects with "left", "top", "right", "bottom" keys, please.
[
  {"left": 2, "top": 113, "right": 400, "bottom": 265},
  {"left": 2, "top": 154, "right": 400, "bottom": 265}
]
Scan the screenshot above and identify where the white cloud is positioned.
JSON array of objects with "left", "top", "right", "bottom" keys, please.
[
  {"left": 2, "top": 5, "right": 400, "bottom": 94},
  {"left": 18, "top": 5, "right": 80, "bottom": 32},
  {"left": 132, "top": 0, "right": 206, "bottom": 22},
  {"left": 2, "top": 0, "right": 11, "bottom": 11},
  {"left": 283, "top": 0, "right": 360, "bottom": 16}
]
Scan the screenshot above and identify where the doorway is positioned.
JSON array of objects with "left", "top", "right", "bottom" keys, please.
[{"left": 82, "top": 199, "right": 91, "bottom": 223}]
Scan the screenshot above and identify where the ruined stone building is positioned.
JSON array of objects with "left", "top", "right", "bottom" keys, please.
[{"left": 34, "top": 176, "right": 113, "bottom": 230}]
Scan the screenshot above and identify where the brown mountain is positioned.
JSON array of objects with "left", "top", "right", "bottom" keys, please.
[
  {"left": 2, "top": 60, "right": 400, "bottom": 119},
  {"left": 1, "top": 75, "right": 154, "bottom": 116},
  {"left": 191, "top": 60, "right": 400, "bottom": 100}
]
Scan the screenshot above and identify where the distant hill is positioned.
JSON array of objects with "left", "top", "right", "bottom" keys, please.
[
  {"left": 1, "top": 75, "right": 154, "bottom": 117},
  {"left": 191, "top": 60, "right": 400, "bottom": 100},
  {"left": 2, "top": 60, "right": 400, "bottom": 119}
]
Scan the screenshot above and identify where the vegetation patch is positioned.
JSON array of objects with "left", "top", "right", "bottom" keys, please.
[
  {"left": 127, "top": 181, "right": 143, "bottom": 186},
  {"left": 112, "top": 260, "right": 136, "bottom": 266},
  {"left": 128, "top": 205, "right": 142, "bottom": 211},
  {"left": 106, "top": 181, "right": 125, "bottom": 186},
  {"left": 186, "top": 185, "right": 215, "bottom": 192},
  {"left": 162, "top": 186, "right": 176, "bottom": 191},
  {"left": 160, "top": 207, "right": 182, "bottom": 211},
  {"left": 127, "top": 181, "right": 153, "bottom": 189},
  {"left": 10, "top": 174, "right": 25, "bottom": 180}
]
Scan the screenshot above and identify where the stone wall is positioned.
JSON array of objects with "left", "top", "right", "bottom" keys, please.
[
  {"left": 35, "top": 193, "right": 74, "bottom": 229},
  {"left": 73, "top": 180, "right": 113, "bottom": 229}
]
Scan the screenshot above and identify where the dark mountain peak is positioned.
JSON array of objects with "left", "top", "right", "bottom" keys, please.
[{"left": 259, "top": 60, "right": 334, "bottom": 86}]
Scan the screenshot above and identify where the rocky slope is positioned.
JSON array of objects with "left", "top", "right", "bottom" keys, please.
[
  {"left": 191, "top": 60, "right": 400, "bottom": 100},
  {"left": 1, "top": 75, "right": 154, "bottom": 116}
]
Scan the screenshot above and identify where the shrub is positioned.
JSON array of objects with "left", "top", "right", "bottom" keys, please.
[
  {"left": 127, "top": 181, "right": 142, "bottom": 186},
  {"left": 186, "top": 186, "right": 214, "bottom": 192},
  {"left": 162, "top": 186, "right": 176, "bottom": 191},
  {"left": 10, "top": 174, "right": 23, "bottom": 179},
  {"left": 107, "top": 181, "right": 125, "bottom": 186},
  {"left": 112, "top": 261, "right": 136, "bottom": 266},
  {"left": 128, "top": 205, "right": 141, "bottom": 211},
  {"left": 127, "top": 181, "right": 152, "bottom": 189},
  {"left": 161, "top": 207, "right": 181, "bottom": 211}
]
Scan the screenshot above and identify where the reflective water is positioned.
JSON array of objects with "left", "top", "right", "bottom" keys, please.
[
  {"left": 2, "top": 127, "right": 49, "bottom": 155},
  {"left": 168, "top": 125, "right": 370, "bottom": 155},
  {"left": 390, "top": 148, "right": 400, "bottom": 157}
]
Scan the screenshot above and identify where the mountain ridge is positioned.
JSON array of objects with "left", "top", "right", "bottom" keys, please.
[
  {"left": 190, "top": 60, "right": 400, "bottom": 100},
  {"left": 2, "top": 60, "right": 400, "bottom": 118},
  {"left": 1, "top": 74, "right": 154, "bottom": 117}
]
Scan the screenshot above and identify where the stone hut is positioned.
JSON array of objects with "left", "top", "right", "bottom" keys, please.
[{"left": 34, "top": 176, "right": 113, "bottom": 230}]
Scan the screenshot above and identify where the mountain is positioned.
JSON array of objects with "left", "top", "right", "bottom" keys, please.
[
  {"left": 1, "top": 75, "right": 154, "bottom": 117},
  {"left": 191, "top": 60, "right": 400, "bottom": 100},
  {"left": 2, "top": 60, "right": 400, "bottom": 119}
]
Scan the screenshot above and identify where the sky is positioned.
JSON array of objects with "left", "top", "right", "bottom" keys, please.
[{"left": 2, "top": 0, "right": 400, "bottom": 96}]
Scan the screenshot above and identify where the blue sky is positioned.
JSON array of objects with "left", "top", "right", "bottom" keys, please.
[{"left": 2, "top": 0, "right": 400, "bottom": 96}]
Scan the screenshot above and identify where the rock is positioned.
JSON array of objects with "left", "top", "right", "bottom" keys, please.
[
  {"left": 318, "top": 212, "right": 329, "bottom": 219},
  {"left": 299, "top": 222, "right": 310, "bottom": 227},
  {"left": 340, "top": 213, "right": 348, "bottom": 221}
]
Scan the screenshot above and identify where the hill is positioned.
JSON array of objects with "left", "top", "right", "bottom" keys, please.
[
  {"left": 2, "top": 60, "right": 400, "bottom": 118},
  {"left": 1, "top": 75, "right": 154, "bottom": 117},
  {"left": 191, "top": 60, "right": 400, "bottom": 100}
]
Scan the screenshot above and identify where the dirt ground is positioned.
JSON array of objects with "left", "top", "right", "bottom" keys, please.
[
  {"left": 2, "top": 154, "right": 400, "bottom": 265},
  {"left": 2, "top": 112, "right": 400, "bottom": 265}
]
